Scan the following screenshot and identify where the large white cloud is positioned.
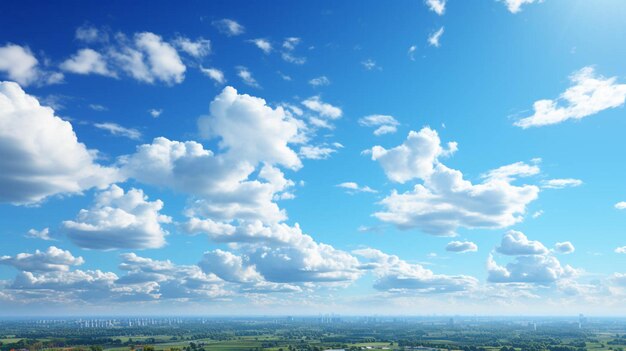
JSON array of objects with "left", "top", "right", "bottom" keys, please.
[
  {"left": 515, "top": 67, "right": 626, "bottom": 128},
  {"left": 371, "top": 128, "right": 539, "bottom": 236},
  {"left": 198, "top": 86, "right": 303, "bottom": 169},
  {"left": 0, "top": 246, "right": 84, "bottom": 272},
  {"left": 354, "top": 248, "right": 477, "bottom": 293},
  {"left": 0, "top": 81, "right": 119, "bottom": 205},
  {"left": 63, "top": 185, "right": 171, "bottom": 250}
]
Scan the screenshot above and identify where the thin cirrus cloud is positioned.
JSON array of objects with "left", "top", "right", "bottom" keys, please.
[
  {"left": 428, "top": 27, "right": 444, "bottom": 47},
  {"left": 425, "top": 0, "right": 446, "bottom": 15},
  {"left": 501, "top": 0, "right": 540, "bottom": 14},
  {"left": 358, "top": 114, "right": 399, "bottom": 136},
  {"left": 212, "top": 19, "right": 245, "bottom": 36},
  {"left": 94, "top": 122, "right": 142, "bottom": 140},
  {"left": 515, "top": 67, "right": 626, "bottom": 128}
]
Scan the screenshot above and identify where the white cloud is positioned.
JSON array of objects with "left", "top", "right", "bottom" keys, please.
[
  {"left": 302, "top": 96, "right": 342, "bottom": 119},
  {"left": 541, "top": 178, "right": 583, "bottom": 189},
  {"left": 361, "top": 59, "right": 379, "bottom": 71},
  {"left": 370, "top": 128, "right": 455, "bottom": 183},
  {"left": 359, "top": 114, "right": 399, "bottom": 136},
  {"left": 487, "top": 253, "right": 576, "bottom": 284},
  {"left": 371, "top": 128, "right": 540, "bottom": 236},
  {"left": 354, "top": 248, "right": 478, "bottom": 293},
  {"left": 200, "top": 66, "right": 225, "bottom": 84},
  {"left": 488, "top": 231, "right": 577, "bottom": 284},
  {"left": 501, "top": 0, "right": 540, "bottom": 14},
  {"left": 408, "top": 45, "right": 417, "bottom": 61},
  {"left": 309, "top": 76, "right": 330, "bottom": 87},
  {"left": 555, "top": 241, "right": 575, "bottom": 254},
  {"left": 337, "top": 182, "right": 377, "bottom": 194},
  {"left": 281, "top": 37, "right": 306, "bottom": 64},
  {"left": 496, "top": 230, "right": 549, "bottom": 256},
  {"left": 149, "top": 108, "right": 162, "bottom": 118},
  {"left": 94, "top": 122, "right": 142, "bottom": 140},
  {"left": 198, "top": 249, "right": 262, "bottom": 284},
  {"left": 60, "top": 49, "right": 114, "bottom": 76},
  {"left": 428, "top": 27, "right": 444, "bottom": 47},
  {"left": 25, "top": 228, "right": 54, "bottom": 241},
  {"left": 198, "top": 86, "right": 302, "bottom": 169},
  {"left": 425, "top": 0, "right": 446, "bottom": 15},
  {"left": 0, "top": 81, "right": 119, "bottom": 205},
  {"left": 0, "top": 246, "right": 84, "bottom": 272},
  {"left": 446, "top": 241, "right": 478, "bottom": 253},
  {"left": 236, "top": 66, "right": 259, "bottom": 87},
  {"left": 614, "top": 202, "right": 626, "bottom": 210},
  {"left": 299, "top": 145, "right": 337, "bottom": 160},
  {"left": 212, "top": 19, "right": 245, "bottom": 36},
  {"left": 616, "top": 246, "right": 626, "bottom": 254},
  {"left": 63, "top": 185, "right": 171, "bottom": 250},
  {"left": 0, "top": 44, "right": 63, "bottom": 86},
  {"left": 249, "top": 39, "right": 272, "bottom": 54},
  {"left": 108, "top": 32, "right": 186, "bottom": 85},
  {"left": 173, "top": 37, "right": 211, "bottom": 58},
  {"left": 515, "top": 67, "right": 626, "bottom": 128},
  {"left": 75, "top": 25, "right": 108, "bottom": 43}
]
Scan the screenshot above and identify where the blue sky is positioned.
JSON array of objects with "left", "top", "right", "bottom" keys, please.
[{"left": 1, "top": 0, "right": 626, "bottom": 316}]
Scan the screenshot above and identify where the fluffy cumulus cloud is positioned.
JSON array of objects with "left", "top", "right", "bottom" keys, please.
[
  {"left": 615, "top": 202, "right": 626, "bottom": 210},
  {"left": 0, "top": 44, "right": 63, "bottom": 86},
  {"left": 62, "top": 29, "right": 187, "bottom": 85},
  {"left": 0, "top": 248, "right": 232, "bottom": 304},
  {"left": 0, "top": 247, "right": 84, "bottom": 272},
  {"left": 60, "top": 48, "right": 115, "bottom": 76},
  {"left": 359, "top": 114, "right": 399, "bottom": 136},
  {"left": 281, "top": 37, "right": 306, "bottom": 64},
  {"left": 199, "top": 86, "right": 302, "bottom": 169},
  {"left": 555, "top": 241, "right": 575, "bottom": 254},
  {"left": 354, "top": 248, "right": 477, "bottom": 293},
  {"left": 446, "top": 241, "right": 478, "bottom": 253},
  {"left": 0, "top": 81, "right": 119, "bottom": 205},
  {"left": 116, "top": 253, "right": 229, "bottom": 300},
  {"left": 25, "top": 228, "right": 53, "bottom": 241},
  {"left": 616, "top": 246, "right": 626, "bottom": 254},
  {"left": 515, "top": 67, "right": 626, "bottom": 128},
  {"left": 191, "top": 221, "right": 362, "bottom": 284},
  {"left": 496, "top": 230, "right": 549, "bottom": 256},
  {"left": 370, "top": 128, "right": 540, "bottom": 236},
  {"left": 488, "top": 231, "right": 577, "bottom": 284},
  {"left": 63, "top": 185, "right": 171, "bottom": 250}
]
